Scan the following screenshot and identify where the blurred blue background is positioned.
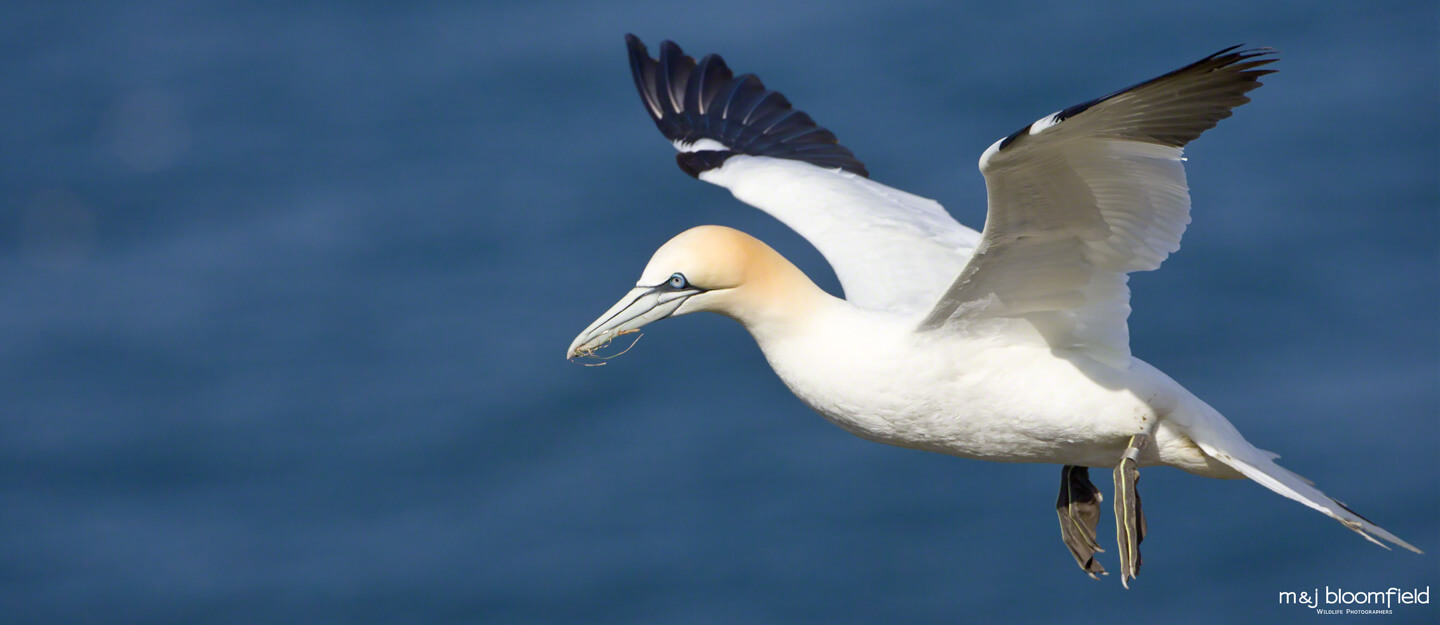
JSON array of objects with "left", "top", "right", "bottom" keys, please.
[{"left": 3, "top": 1, "right": 1436, "bottom": 623}]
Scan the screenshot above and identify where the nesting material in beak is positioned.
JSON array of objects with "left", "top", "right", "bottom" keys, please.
[{"left": 567, "top": 285, "right": 696, "bottom": 361}]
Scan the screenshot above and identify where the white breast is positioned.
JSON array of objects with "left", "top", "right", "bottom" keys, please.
[{"left": 755, "top": 307, "right": 1182, "bottom": 466}]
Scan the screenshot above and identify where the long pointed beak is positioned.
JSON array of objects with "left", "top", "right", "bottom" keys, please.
[{"left": 567, "top": 285, "right": 699, "bottom": 359}]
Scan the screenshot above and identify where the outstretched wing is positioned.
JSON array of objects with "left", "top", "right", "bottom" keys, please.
[
  {"left": 919, "top": 47, "right": 1277, "bottom": 368},
  {"left": 625, "top": 34, "right": 979, "bottom": 313}
]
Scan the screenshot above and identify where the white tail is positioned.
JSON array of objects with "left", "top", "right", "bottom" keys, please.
[{"left": 1193, "top": 436, "right": 1421, "bottom": 553}]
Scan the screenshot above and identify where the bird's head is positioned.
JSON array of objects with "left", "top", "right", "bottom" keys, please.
[{"left": 567, "top": 225, "right": 820, "bottom": 361}]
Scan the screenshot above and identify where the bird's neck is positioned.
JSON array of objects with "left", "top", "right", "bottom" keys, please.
[{"left": 719, "top": 252, "right": 846, "bottom": 346}]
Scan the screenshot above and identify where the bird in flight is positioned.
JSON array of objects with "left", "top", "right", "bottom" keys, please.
[{"left": 568, "top": 34, "right": 1420, "bottom": 586}]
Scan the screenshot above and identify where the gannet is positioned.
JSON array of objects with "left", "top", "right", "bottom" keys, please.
[{"left": 567, "top": 35, "right": 1421, "bottom": 586}]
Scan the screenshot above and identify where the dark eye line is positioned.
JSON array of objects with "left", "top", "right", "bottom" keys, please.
[{"left": 646, "top": 273, "right": 703, "bottom": 292}]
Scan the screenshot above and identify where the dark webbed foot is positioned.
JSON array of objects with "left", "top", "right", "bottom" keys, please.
[
  {"left": 1056, "top": 465, "right": 1106, "bottom": 579},
  {"left": 1113, "top": 434, "right": 1150, "bottom": 588}
]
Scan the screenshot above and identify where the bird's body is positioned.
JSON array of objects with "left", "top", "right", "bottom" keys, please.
[
  {"left": 660, "top": 225, "right": 1231, "bottom": 476},
  {"left": 569, "top": 35, "right": 1420, "bottom": 583}
]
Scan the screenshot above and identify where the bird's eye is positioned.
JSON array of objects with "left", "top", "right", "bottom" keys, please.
[{"left": 668, "top": 273, "right": 688, "bottom": 289}]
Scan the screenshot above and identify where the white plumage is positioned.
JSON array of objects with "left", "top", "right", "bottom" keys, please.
[{"left": 568, "top": 36, "right": 1420, "bottom": 585}]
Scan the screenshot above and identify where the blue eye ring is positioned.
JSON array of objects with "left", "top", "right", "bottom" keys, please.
[{"left": 668, "top": 273, "right": 688, "bottom": 289}]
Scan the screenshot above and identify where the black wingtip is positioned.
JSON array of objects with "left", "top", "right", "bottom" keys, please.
[
  {"left": 997, "top": 45, "right": 1279, "bottom": 153},
  {"left": 1056, "top": 45, "right": 1278, "bottom": 126},
  {"left": 623, "top": 35, "right": 869, "bottom": 178}
]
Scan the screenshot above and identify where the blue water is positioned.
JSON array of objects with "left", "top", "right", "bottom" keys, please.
[{"left": 3, "top": 1, "right": 1436, "bottom": 623}]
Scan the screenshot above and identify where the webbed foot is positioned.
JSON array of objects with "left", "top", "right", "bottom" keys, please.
[
  {"left": 1056, "top": 465, "right": 1107, "bottom": 579},
  {"left": 1113, "top": 433, "right": 1150, "bottom": 588}
]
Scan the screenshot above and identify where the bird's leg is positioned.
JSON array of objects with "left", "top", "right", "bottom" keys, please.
[
  {"left": 1113, "top": 433, "right": 1150, "bottom": 589},
  {"left": 1056, "top": 465, "right": 1106, "bottom": 579}
]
